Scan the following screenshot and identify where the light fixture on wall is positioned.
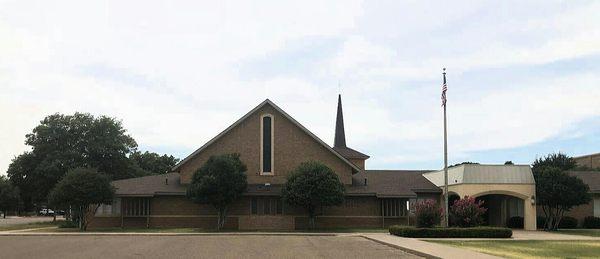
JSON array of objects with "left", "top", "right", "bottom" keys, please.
[{"left": 530, "top": 196, "right": 535, "bottom": 205}]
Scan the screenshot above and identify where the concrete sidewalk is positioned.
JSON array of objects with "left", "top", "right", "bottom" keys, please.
[{"left": 361, "top": 233, "right": 501, "bottom": 259}]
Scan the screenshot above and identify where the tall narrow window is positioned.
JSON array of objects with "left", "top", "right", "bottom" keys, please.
[{"left": 261, "top": 114, "right": 273, "bottom": 174}]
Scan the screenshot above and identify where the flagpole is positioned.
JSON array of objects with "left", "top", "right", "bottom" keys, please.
[{"left": 442, "top": 68, "right": 449, "bottom": 228}]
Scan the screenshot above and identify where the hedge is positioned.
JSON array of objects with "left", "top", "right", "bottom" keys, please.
[
  {"left": 507, "top": 216, "right": 524, "bottom": 229},
  {"left": 558, "top": 216, "right": 578, "bottom": 229},
  {"left": 389, "top": 225, "right": 512, "bottom": 238},
  {"left": 583, "top": 216, "right": 600, "bottom": 229},
  {"left": 537, "top": 216, "right": 546, "bottom": 229}
]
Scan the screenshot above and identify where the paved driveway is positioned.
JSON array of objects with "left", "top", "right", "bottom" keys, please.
[{"left": 0, "top": 235, "right": 421, "bottom": 259}]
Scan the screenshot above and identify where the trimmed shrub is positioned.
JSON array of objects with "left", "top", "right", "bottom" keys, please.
[
  {"left": 507, "top": 216, "right": 524, "bottom": 229},
  {"left": 558, "top": 216, "right": 578, "bottom": 229},
  {"left": 582, "top": 216, "right": 600, "bottom": 229},
  {"left": 415, "top": 199, "right": 443, "bottom": 228},
  {"left": 537, "top": 216, "right": 546, "bottom": 229},
  {"left": 449, "top": 196, "right": 487, "bottom": 227},
  {"left": 389, "top": 225, "right": 512, "bottom": 238}
]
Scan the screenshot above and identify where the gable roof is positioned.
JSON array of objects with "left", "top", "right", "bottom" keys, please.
[
  {"left": 348, "top": 170, "right": 441, "bottom": 197},
  {"left": 171, "top": 99, "right": 361, "bottom": 173}
]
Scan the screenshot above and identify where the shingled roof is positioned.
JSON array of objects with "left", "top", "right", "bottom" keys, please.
[
  {"left": 112, "top": 173, "right": 285, "bottom": 197},
  {"left": 112, "top": 173, "right": 185, "bottom": 196},
  {"left": 333, "top": 146, "right": 370, "bottom": 159},
  {"left": 569, "top": 171, "right": 600, "bottom": 193},
  {"left": 348, "top": 170, "right": 441, "bottom": 197},
  {"left": 112, "top": 170, "right": 440, "bottom": 198}
]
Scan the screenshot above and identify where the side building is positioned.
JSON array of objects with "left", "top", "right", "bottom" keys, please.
[{"left": 560, "top": 153, "right": 600, "bottom": 226}]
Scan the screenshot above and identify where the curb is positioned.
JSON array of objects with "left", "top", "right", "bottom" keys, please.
[{"left": 360, "top": 235, "right": 440, "bottom": 259}]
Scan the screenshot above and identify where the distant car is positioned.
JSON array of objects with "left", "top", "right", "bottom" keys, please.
[{"left": 39, "top": 209, "right": 55, "bottom": 216}]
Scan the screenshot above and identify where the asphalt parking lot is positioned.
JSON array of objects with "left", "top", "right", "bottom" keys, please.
[{"left": 0, "top": 235, "right": 421, "bottom": 259}]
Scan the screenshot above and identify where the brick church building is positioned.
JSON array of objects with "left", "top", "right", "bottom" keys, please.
[{"left": 91, "top": 96, "right": 538, "bottom": 230}]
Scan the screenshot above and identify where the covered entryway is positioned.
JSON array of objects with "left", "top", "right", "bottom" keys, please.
[
  {"left": 423, "top": 164, "right": 537, "bottom": 230},
  {"left": 476, "top": 194, "right": 524, "bottom": 228}
]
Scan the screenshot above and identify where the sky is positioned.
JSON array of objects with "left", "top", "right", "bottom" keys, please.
[{"left": 1, "top": 0, "right": 599, "bottom": 175}]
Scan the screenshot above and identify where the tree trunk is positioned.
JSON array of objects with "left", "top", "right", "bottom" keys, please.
[
  {"left": 308, "top": 207, "right": 316, "bottom": 229},
  {"left": 217, "top": 207, "right": 228, "bottom": 230},
  {"left": 216, "top": 208, "right": 222, "bottom": 231}
]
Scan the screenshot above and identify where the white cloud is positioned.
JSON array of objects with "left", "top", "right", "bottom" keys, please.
[{"left": 1, "top": 0, "right": 600, "bottom": 174}]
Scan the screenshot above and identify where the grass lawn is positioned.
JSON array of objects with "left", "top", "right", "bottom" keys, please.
[
  {"left": 0, "top": 220, "right": 63, "bottom": 231},
  {"left": 28, "top": 226, "right": 388, "bottom": 233},
  {"left": 557, "top": 229, "right": 600, "bottom": 237},
  {"left": 431, "top": 240, "right": 600, "bottom": 259}
]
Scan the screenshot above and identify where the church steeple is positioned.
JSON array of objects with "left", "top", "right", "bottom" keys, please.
[{"left": 334, "top": 94, "right": 346, "bottom": 148}]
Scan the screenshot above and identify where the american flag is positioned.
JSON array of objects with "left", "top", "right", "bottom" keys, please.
[{"left": 441, "top": 68, "right": 447, "bottom": 107}]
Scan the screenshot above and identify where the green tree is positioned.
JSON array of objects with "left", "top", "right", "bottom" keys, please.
[
  {"left": 535, "top": 166, "right": 591, "bottom": 230},
  {"left": 532, "top": 152, "right": 577, "bottom": 173},
  {"left": 282, "top": 161, "right": 345, "bottom": 229},
  {"left": 449, "top": 161, "right": 479, "bottom": 168},
  {"left": 129, "top": 151, "right": 180, "bottom": 175},
  {"left": 0, "top": 176, "right": 20, "bottom": 218},
  {"left": 504, "top": 161, "right": 514, "bottom": 165},
  {"left": 6, "top": 152, "right": 38, "bottom": 211},
  {"left": 48, "top": 167, "right": 115, "bottom": 231},
  {"left": 7, "top": 113, "right": 149, "bottom": 210},
  {"left": 186, "top": 154, "right": 247, "bottom": 230}
]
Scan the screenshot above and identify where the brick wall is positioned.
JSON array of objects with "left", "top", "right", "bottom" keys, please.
[
  {"left": 177, "top": 103, "right": 354, "bottom": 185},
  {"left": 349, "top": 158, "right": 365, "bottom": 170},
  {"left": 537, "top": 194, "right": 599, "bottom": 227},
  {"left": 88, "top": 216, "right": 121, "bottom": 228},
  {"left": 575, "top": 153, "right": 600, "bottom": 169},
  {"left": 90, "top": 195, "right": 420, "bottom": 229}
]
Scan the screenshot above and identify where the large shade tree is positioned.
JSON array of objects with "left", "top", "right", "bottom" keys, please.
[
  {"left": 48, "top": 167, "right": 115, "bottom": 231},
  {"left": 6, "top": 112, "right": 178, "bottom": 210},
  {"left": 282, "top": 161, "right": 345, "bottom": 229},
  {"left": 186, "top": 153, "right": 247, "bottom": 230},
  {"left": 0, "top": 176, "right": 20, "bottom": 218},
  {"left": 130, "top": 151, "right": 180, "bottom": 175}
]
